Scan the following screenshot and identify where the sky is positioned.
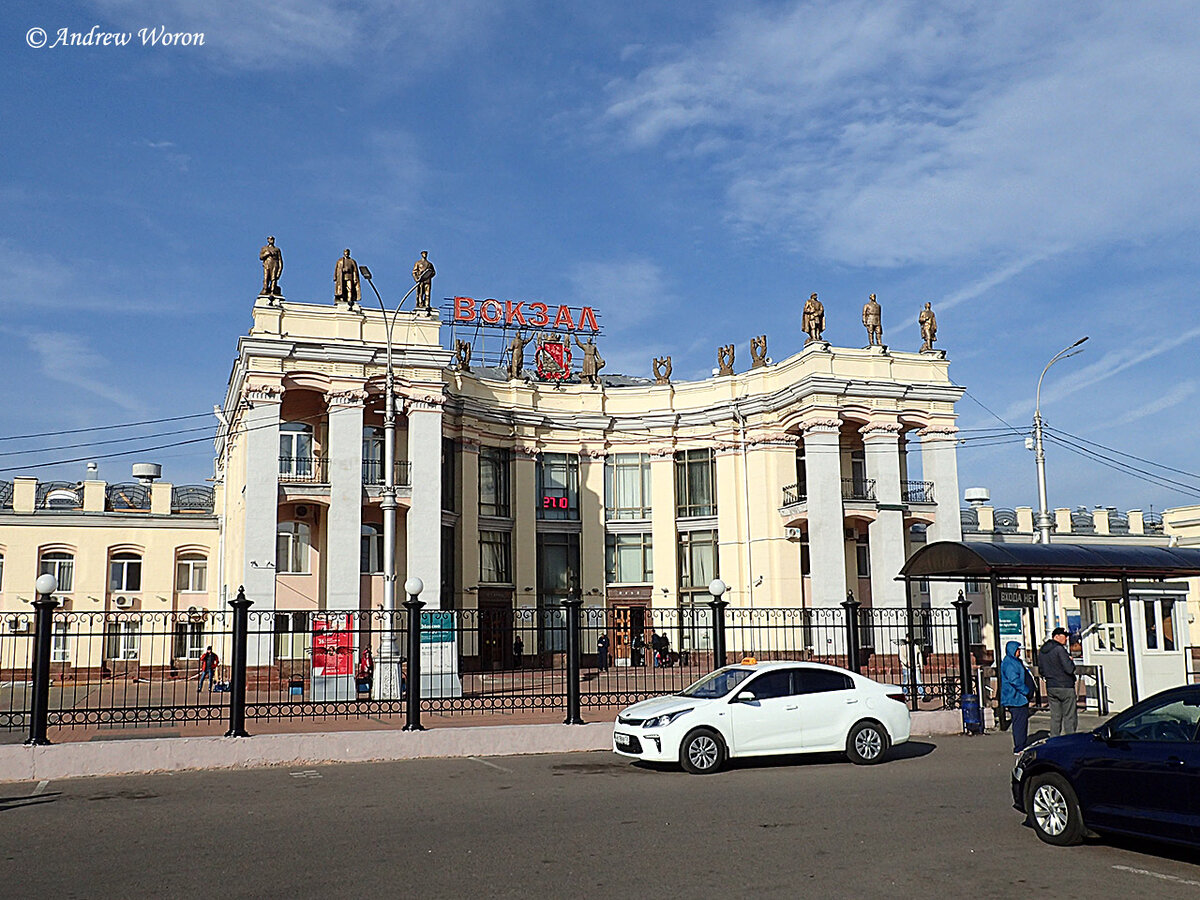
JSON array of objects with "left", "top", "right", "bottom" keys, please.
[{"left": 3, "top": 1, "right": 1200, "bottom": 516}]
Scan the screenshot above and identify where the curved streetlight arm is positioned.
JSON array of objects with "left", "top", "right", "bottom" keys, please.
[{"left": 1035, "top": 336, "right": 1088, "bottom": 417}]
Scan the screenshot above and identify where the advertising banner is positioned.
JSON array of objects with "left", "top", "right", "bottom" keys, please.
[
  {"left": 419, "top": 610, "right": 463, "bottom": 698},
  {"left": 312, "top": 614, "right": 356, "bottom": 701}
]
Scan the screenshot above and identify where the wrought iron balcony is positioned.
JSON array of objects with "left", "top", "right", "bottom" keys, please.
[
  {"left": 842, "top": 477, "right": 876, "bottom": 501},
  {"left": 782, "top": 482, "right": 807, "bottom": 506},
  {"left": 902, "top": 480, "right": 935, "bottom": 504},
  {"left": 362, "top": 459, "right": 412, "bottom": 486},
  {"left": 278, "top": 455, "right": 328, "bottom": 484}
]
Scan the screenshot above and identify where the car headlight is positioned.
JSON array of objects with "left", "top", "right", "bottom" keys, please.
[{"left": 643, "top": 709, "right": 692, "bottom": 728}]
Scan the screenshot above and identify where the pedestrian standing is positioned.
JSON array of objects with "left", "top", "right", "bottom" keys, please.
[
  {"left": 1039, "top": 627, "right": 1078, "bottom": 736},
  {"left": 513, "top": 634, "right": 524, "bottom": 669},
  {"left": 1000, "top": 641, "right": 1036, "bottom": 754},
  {"left": 197, "top": 645, "right": 219, "bottom": 694},
  {"left": 597, "top": 633, "right": 610, "bottom": 672}
]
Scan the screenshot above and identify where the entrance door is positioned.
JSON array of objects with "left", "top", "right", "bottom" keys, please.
[
  {"left": 1083, "top": 598, "right": 1131, "bottom": 710},
  {"left": 478, "top": 593, "right": 513, "bottom": 671},
  {"left": 612, "top": 604, "right": 648, "bottom": 667}
]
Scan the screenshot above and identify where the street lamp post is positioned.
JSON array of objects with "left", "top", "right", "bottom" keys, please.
[
  {"left": 360, "top": 266, "right": 420, "bottom": 701},
  {"left": 1032, "top": 336, "right": 1088, "bottom": 637}
]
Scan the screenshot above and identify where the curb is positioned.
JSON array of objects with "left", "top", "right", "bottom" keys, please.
[{"left": 0, "top": 709, "right": 987, "bottom": 783}]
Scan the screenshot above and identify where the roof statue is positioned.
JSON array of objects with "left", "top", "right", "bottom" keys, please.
[
  {"left": 574, "top": 335, "right": 605, "bottom": 386},
  {"left": 862, "top": 293, "right": 883, "bottom": 347},
  {"left": 750, "top": 334, "right": 768, "bottom": 368},
  {"left": 717, "top": 344, "right": 735, "bottom": 376},
  {"left": 412, "top": 251, "right": 435, "bottom": 313},
  {"left": 802, "top": 293, "right": 825, "bottom": 344},
  {"left": 259, "top": 236, "right": 282, "bottom": 301},
  {"left": 334, "top": 249, "right": 361, "bottom": 310},
  {"left": 919, "top": 302, "right": 938, "bottom": 352},
  {"left": 653, "top": 356, "right": 672, "bottom": 385}
]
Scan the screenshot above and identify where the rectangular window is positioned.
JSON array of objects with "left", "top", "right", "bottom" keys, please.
[
  {"left": 796, "top": 446, "right": 807, "bottom": 500},
  {"left": 678, "top": 530, "right": 718, "bottom": 591},
  {"left": 442, "top": 438, "right": 457, "bottom": 512},
  {"left": 277, "top": 523, "right": 311, "bottom": 574},
  {"left": 174, "top": 622, "right": 206, "bottom": 659},
  {"left": 855, "top": 542, "right": 870, "bottom": 579},
  {"left": 537, "top": 453, "right": 579, "bottom": 521},
  {"left": 675, "top": 449, "right": 716, "bottom": 518},
  {"left": 104, "top": 620, "right": 140, "bottom": 660},
  {"left": 39, "top": 554, "right": 74, "bottom": 593},
  {"left": 1161, "top": 600, "right": 1177, "bottom": 652},
  {"left": 964, "top": 579, "right": 981, "bottom": 594},
  {"left": 274, "top": 611, "right": 309, "bottom": 660},
  {"left": 537, "top": 532, "right": 580, "bottom": 653},
  {"left": 480, "top": 530, "right": 512, "bottom": 583},
  {"left": 969, "top": 614, "right": 983, "bottom": 645},
  {"left": 51, "top": 622, "right": 70, "bottom": 663},
  {"left": 605, "top": 532, "right": 653, "bottom": 583},
  {"left": 175, "top": 557, "right": 208, "bottom": 593},
  {"left": 1144, "top": 599, "right": 1158, "bottom": 650},
  {"left": 479, "top": 447, "right": 511, "bottom": 518},
  {"left": 604, "top": 453, "right": 651, "bottom": 520}
]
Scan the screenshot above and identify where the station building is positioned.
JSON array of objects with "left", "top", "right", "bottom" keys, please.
[{"left": 0, "top": 293, "right": 967, "bottom": 665}]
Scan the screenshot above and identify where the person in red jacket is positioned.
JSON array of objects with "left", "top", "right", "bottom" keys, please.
[{"left": 197, "top": 646, "right": 219, "bottom": 693}]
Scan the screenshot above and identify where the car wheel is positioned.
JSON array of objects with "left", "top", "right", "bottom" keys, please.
[
  {"left": 846, "top": 720, "right": 889, "bottom": 765},
  {"left": 1025, "top": 773, "right": 1085, "bottom": 846},
  {"left": 680, "top": 728, "right": 726, "bottom": 774}
]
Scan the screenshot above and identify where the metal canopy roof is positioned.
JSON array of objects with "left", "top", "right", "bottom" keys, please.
[{"left": 900, "top": 541, "right": 1200, "bottom": 580}]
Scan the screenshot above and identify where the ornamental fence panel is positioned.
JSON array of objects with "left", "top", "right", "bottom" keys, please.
[{"left": 0, "top": 601, "right": 969, "bottom": 733}]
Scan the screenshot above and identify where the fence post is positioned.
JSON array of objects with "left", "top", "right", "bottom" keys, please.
[
  {"left": 403, "top": 577, "right": 426, "bottom": 732},
  {"left": 841, "top": 590, "right": 861, "bottom": 673},
  {"left": 225, "top": 586, "right": 252, "bottom": 738},
  {"left": 25, "top": 575, "right": 59, "bottom": 746},
  {"left": 708, "top": 579, "right": 728, "bottom": 669},
  {"left": 563, "top": 578, "right": 584, "bottom": 725},
  {"left": 953, "top": 590, "right": 973, "bottom": 704}
]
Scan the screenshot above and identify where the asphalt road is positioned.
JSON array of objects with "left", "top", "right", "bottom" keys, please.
[{"left": 3, "top": 728, "right": 1198, "bottom": 899}]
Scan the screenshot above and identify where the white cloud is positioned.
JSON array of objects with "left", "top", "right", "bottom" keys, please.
[
  {"left": 566, "top": 257, "right": 677, "bottom": 329},
  {"left": 603, "top": 3, "right": 1200, "bottom": 270},
  {"left": 25, "top": 331, "right": 145, "bottom": 412},
  {"left": 1092, "top": 380, "right": 1197, "bottom": 430}
]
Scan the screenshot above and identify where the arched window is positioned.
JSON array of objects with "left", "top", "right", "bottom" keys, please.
[
  {"left": 176, "top": 553, "right": 208, "bottom": 593},
  {"left": 109, "top": 551, "right": 143, "bottom": 593},
  {"left": 362, "top": 426, "right": 384, "bottom": 483},
  {"left": 361, "top": 523, "right": 383, "bottom": 574},
  {"left": 277, "top": 522, "right": 311, "bottom": 574},
  {"left": 279, "top": 422, "right": 315, "bottom": 477},
  {"left": 39, "top": 550, "right": 74, "bottom": 593}
]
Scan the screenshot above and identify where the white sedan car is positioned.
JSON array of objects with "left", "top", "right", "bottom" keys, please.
[{"left": 613, "top": 661, "right": 911, "bottom": 773}]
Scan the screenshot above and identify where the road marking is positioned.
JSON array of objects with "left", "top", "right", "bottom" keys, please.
[
  {"left": 289, "top": 770, "right": 322, "bottom": 779},
  {"left": 468, "top": 757, "right": 513, "bottom": 773},
  {"left": 1113, "top": 865, "right": 1200, "bottom": 888},
  {"left": 32, "top": 780, "right": 49, "bottom": 796}
]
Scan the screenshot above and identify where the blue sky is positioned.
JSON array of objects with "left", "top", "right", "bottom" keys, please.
[{"left": 3, "top": 1, "right": 1200, "bottom": 515}]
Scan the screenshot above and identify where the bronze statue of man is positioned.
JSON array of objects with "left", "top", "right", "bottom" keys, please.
[
  {"left": 334, "top": 249, "right": 361, "bottom": 309},
  {"left": 260, "top": 236, "right": 283, "bottom": 297},
  {"left": 574, "top": 335, "right": 605, "bottom": 386},
  {"left": 507, "top": 331, "right": 528, "bottom": 379},
  {"left": 919, "top": 302, "right": 938, "bottom": 352},
  {"left": 412, "top": 251, "right": 435, "bottom": 312},
  {"left": 862, "top": 293, "right": 883, "bottom": 346},
  {"left": 802, "top": 293, "right": 825, "bottom": 343}
]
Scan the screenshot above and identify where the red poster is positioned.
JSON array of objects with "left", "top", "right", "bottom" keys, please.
[{"left": 312, "top": 614, "right": 354, "bottom": 676}]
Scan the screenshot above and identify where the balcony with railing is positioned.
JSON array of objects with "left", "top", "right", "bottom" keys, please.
[
  {"left": 278, "top": 455, "right": 329, "bottom": 484},
  {"left": 902, "top": 480, "right": 935, "bottom": 504},
  {"left": 842, "top": 477, "right": 876, "bottom": 502},
  {"left": 362, "top": 459, "right": 412, "bottom": 487},
  {"left": 781, "top": 482, "right": 806, "bottom": 507}
]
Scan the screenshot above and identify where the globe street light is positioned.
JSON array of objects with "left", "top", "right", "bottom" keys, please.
[
  {"left": 1032, "top": 335, "right": 1088, "bottom": 635},
  {"left": 360, "top": 266, "right": 421, "bottom": 700}
]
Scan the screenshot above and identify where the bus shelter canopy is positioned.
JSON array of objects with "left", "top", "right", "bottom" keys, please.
[{"left": 900, "top": 541, "right": 1200, "bottom": 582}]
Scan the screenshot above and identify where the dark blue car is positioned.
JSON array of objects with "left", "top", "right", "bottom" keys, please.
[{"left": 1011, "top": 684, "right": 1200, "bottom": 847}]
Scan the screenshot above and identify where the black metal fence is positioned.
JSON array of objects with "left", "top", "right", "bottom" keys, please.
[{"left": 2, "top": 594, "right": 974, "bottom": 739}]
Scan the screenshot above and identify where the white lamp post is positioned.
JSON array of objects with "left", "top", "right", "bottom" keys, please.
[
  {"left": 1032, "top": 336, "right": 1088, "bottom": 636},
  {"left": 360, "top": 266, "right": 420, "bottom": 700}
]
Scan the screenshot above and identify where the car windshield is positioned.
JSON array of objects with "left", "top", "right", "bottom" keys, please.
[{"left": 679, "top": 667, "right": 754, "bottom": 699}]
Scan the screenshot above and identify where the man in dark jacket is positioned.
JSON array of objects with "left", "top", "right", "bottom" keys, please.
[{"left": 1039, "top": 627, "right": 1077, "bottom": 736}]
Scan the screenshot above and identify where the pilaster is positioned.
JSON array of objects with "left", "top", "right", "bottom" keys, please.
[
  {"left": 862, "top": 423, "right": 906, "bottom": 608},
  {"left": 920, "top": 422, "right": 963, "bottom": 607},
  {"left": 803, "top": 419, "right": 847, "bottom": 607},
  {"left": 580, "top": 452, "right": 606, "bottom": 596},
  {"left": 241, "top": 385, "right": 281, "bottom": 616},
  {"left": 513, "top": 450, "right": 537, "bottom": 605},
  {"left": 405, "top": 395, "right": 443, "bottom": 609},
  {"left": 326, "top": 389, "right": 366, "bottom": 609},
  {"left": 649, "top": 451, "right": 678, "bottom": 604}
]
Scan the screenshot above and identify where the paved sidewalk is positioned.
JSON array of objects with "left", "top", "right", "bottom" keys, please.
[{"left": 0, "top": 705, "right": 994, "bottom": 783}]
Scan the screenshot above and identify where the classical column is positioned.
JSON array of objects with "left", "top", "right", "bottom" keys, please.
[
  {"left": 405, "top": 395, "right": 444, "bottom": 609},
  {"left": 803, "top": 419, "right": 847, "bottom": 607},
  {"left": 649, "top": 450, "right": 679, "bottom": 605},
  {"left": 242, "top": 385, "right": 281, "bottom": 612},
  {"left": 920, "top": 423, "right": 963, "bottom": 608},
  {"left": 579, "top": 452, "right": 606, "bottom": 598},
  {"left": 862, "top": 422, "right": 906, "bottom": 608},
  {"left": 326, "top": 389, "right": 366, "bottom": 610}
]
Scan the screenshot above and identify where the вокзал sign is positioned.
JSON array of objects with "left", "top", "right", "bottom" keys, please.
[{"left": 452, "top": 297, "right": 599, "bottom": 332}]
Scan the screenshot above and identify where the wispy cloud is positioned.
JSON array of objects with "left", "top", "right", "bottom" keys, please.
[
  {"left": 603, "top": 3, "right": 1200, "bottom": 270},
  {"left": 25, "top": 331, "right": 145, "bottom": 412},
  {"left": 1091, "top": 380, "right": 1197, "bottom": 430}
]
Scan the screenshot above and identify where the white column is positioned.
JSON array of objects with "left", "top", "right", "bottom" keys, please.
[
  {"left": 803, "top": 420, "right": 847, "bottom": 607},
  {"left": 863, "top": 424, "right": 907, "bottom": 608},
  {"left": 405, "top": 398, "right": 444, "bottom": 609},
  {"left": 242, "top": 388, "right": 281, "bottom": 611},
  {"left": 326, "top": 390, "right": 365, "bottom": 610},
  {"left": 921, "top": 423, "right": 963, "bottom": 608}
]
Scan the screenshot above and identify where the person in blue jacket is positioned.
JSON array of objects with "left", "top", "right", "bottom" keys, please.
[{"left": 1000, "top": 640, "right": 1036, "bottom": 754}]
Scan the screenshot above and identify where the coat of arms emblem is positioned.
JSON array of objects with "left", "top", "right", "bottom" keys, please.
[{"left": 535, "top": 333, "right": 572, "bottom": 380}]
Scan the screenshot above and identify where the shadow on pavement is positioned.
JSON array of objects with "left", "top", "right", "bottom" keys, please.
[{"left": 0, "top": 793, "right": 60, "bottom": 812}]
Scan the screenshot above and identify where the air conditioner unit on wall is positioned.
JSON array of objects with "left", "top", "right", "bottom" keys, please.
[
  {"left": 295, "top": 504, "right": 310, "bottom": 519},
  {"left": 845, "top": 528, "right": 857, "bottom": 540},
  {"left": 114, "top": 595, "right": 135, "bottom": 609}
]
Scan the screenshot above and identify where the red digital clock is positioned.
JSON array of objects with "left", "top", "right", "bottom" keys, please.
[{"left": 541, "top": 496, "right": 570, "bottom": 510}]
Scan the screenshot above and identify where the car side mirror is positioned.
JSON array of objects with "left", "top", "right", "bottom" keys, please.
[
  {"left": 735, "top": 691, "right": 756, "bottom": 703},
  {"left": 1093, "top": 724, "right": 1110, "bottom": 741}
]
